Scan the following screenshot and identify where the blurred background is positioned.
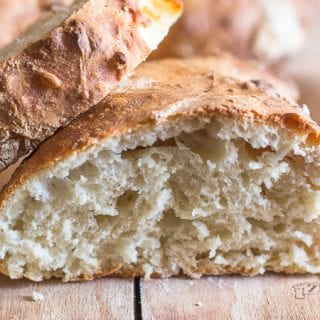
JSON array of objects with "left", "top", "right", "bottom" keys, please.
[{"left": 0, "top": 0, "right": 319, "bottom": 189}]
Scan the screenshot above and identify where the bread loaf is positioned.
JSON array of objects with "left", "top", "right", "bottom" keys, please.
[
  {"left": 0, "top": 56, "right": 319, "bottom": 281},
  {"left": 0, "top": 0, "right": 182, "bottom": 172}
]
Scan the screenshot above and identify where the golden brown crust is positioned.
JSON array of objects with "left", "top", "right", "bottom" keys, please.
[
  {"left": 107, "top": 265, "right": 314, "bottom": 279},
  {"left": 0, "top": 0, "right": 182, "bottom": 171},
  {"left": 0, "top": 256, "right": 311, "bottom": 281},
  {"left": 63, "top": 267, "right": 312, "bottom": 281},
  {"left": 139, "top": 52, "right": 299, "bottom": 101},
  {"left": 0, "top": 261, "right": 311, "bottom": 282},
  {"left": 0, "top": 55, "right": 318, "bottom": 212},
  {"left": 151, "top": 0, "right": 320, "bottom": 61}
]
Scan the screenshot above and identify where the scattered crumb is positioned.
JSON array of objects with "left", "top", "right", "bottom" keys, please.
[
  {"left": 300, "top": 104, "right": 311, "bottom": 116},
  {"left": 31, "top": 291, "right": 44, "bottom": 302},
  {"left": 195, "top": 301, "right": 203, "bottom": 307}
]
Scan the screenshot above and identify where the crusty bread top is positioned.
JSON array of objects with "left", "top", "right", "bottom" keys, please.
[
  {"left": 152, "top": 0, "right": 261, "bottom": 59},
  {"left": 0, "top": 0, "right": 182, "bottom": 172},
  {"left": 129, "top": 53, "right": 299, "bottom": 101},
  {"left": 151, "top": 0, "right": 320, "bottom": 62},
  {"left": 1, "top": 55, "right": 318, "bottom": 208}
]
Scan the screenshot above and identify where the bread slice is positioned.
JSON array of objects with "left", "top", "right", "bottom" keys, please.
[
  {"left": 0, "top": 56, "right": 319, "bottom": 282},
  {"left": 0, "top": 0, "right": 182, "bottom": 172},
  {"left": 151, "top": 0, "right": 320, "bottom": 62}
]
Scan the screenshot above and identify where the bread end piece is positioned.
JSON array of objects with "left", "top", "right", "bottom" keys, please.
[{"left": 0, "top": 0, "right": 183, "bottom": 172}]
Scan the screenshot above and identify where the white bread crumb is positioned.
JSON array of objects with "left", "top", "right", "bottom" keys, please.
[
  {"left": 1, "top": 116, "right": 320, "bottom": 281},
  {"left": 31, "top": 291, "right": 44, "bottom": 302}
]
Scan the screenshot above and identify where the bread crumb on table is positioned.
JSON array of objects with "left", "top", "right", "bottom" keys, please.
[{"left": 31, "top": 291, "right": 44, "bottom": 302}]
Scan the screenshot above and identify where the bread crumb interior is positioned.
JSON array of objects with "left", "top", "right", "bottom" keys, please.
[{"left": 1, "top": 117, "right": 320, "bottom": 281}]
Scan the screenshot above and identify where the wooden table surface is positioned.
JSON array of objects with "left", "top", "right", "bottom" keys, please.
[{"left": 1, "top": 274, "right": 320, "bottom": 319}]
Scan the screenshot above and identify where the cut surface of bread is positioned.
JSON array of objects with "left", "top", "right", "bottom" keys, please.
[
  {"left": 0, "top": 57, "right": 320, "bottom": 282},
  {"left": 151, "top": 0, "right": 320, "bottom": 62},
  {"left": 0, "top": 0, "right": 182, "bottom": 172}
]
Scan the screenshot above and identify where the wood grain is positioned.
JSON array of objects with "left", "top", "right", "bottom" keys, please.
[
  {"left": 0, "top": 275, "right": 134, "bottom": 320},
  {"left": 141, "top": 274, "right": 320, "bottom": 320}
]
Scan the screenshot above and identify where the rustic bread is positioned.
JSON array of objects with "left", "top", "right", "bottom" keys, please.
[
  {"left": 0, "top": 56, "right": 319, "bottom": 281},
  {"left": 0, "top": 0, "right": 182, "bottom": 172},
  {"left": 117, "top": 53, "right": 299, "bottom": 102},
  {"left": 0, "top": 53, "right": 298, "bottom": 190},
  {"left": 152, "top": 0, "right": 320, "bottom": 62},
  {"left": 0, "top": 0, "right": 72, "bottom": 48}
]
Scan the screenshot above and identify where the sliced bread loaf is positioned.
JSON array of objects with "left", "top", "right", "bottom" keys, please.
[{"left": 0, "top": 56, "right": 319, "bottom": 281}]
